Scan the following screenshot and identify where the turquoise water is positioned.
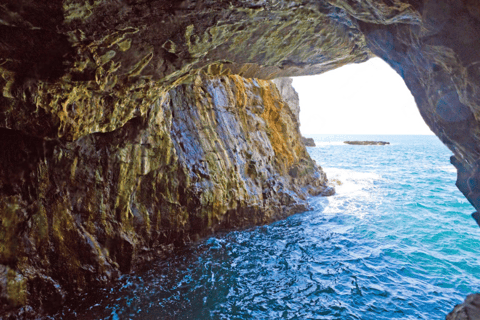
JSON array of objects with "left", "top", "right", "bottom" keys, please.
[{"left": 61, "top": 135, "right": 480, "bottom": 319}]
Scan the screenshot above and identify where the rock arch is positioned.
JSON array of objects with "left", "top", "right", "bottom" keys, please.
[{"left": 1, "top": 0, "right": 479, "bottom": 315}]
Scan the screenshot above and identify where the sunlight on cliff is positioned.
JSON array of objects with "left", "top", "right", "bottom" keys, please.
[{"left": 292, "top": 58, "right": 434, "bottom": 135}]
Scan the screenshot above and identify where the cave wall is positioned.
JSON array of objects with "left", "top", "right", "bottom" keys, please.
[
  {"left": 0, "top": 0, "right": 371, "bottom": 141},
  {"left": 272, "top": 78, "right": 300, "bottom": 120},
  {"left": 0, "top": 73, "right": 330, "bottom": 314},
  {"left": 1, "top": 0, "right": 480, "bottom": 316}
]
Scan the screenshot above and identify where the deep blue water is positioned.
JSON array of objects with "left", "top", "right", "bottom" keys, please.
[{"left": 62, "top": 135, "right": 480, "bottom": 319}]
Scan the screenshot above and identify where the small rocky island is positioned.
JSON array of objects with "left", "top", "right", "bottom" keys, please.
[
  {"left": 302, "top": 137, "right": 316, "bottom": 147},
  {"left": 344, "top": 141, "right": 390, "bottom": 145}
]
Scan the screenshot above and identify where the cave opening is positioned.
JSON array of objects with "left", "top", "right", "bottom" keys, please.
[
  {"left": 3, "top": 0, "right": 480, "bottom": 317},
  {"left": 292, "top": 57, "right": 434, "bottom": 136},
  {"left": 273, "top": 57, "right": 480, "bottom": 318}
]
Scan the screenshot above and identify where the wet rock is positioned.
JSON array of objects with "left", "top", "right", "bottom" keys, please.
[
  {"left": 0, "top": 73, "right": 330, "bottom": 315},
  {"left": 447, "top": 294, "right": 480, "bottom": 320},
  {"left": 1, "top": 0, "right": 480, "bottom": 316},
  {"left": 302, "top": 137, "right": 316, "bottom": 147},
  {"left": 344, "top": 141, "right": 390, "bottom": 145}
]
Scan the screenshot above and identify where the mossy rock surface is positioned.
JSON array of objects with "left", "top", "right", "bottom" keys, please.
[
  {"left": 0, "top": 73, "right": 330, "bottom": 315},
  {"left": 1, "top": 0, "right": 480, "bottom": 316}
]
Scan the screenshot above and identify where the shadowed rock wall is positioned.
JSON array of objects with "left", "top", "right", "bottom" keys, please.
[{"left": 1, "top": 0, "right": 480, "bottom": 316}]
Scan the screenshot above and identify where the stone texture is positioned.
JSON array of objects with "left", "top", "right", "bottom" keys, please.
[
  {"left": 0, "top": 73, "right": 330, "bottom": 316},
  {"left": 272, "top": 78, "right": 300, "bottom": 121},
  {"left": 1, "top": 0, "right": 480, "bottom": 317},
  {"left": 302, "top": 137, "right": 316, "bottom": 147},
  {"left": 447, "top": 294, "right": 480, "bottom": 320},
  {"left": 0, "top": 1, "right": 371, "bottom": 141}
]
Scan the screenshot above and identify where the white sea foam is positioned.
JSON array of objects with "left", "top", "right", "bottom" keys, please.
[
  {"left": 324, "top": 167, "right": 382, "bottom": 192},
  {"left": 438, "top": 165, "right": 457, "bottom": 173},
  {"left": 321, "top": 167, "right": 383, "bottom": 218}
]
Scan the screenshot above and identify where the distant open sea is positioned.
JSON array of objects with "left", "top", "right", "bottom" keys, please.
[{"left": 59, "top": 135, "right": 480, "bottom": 319}]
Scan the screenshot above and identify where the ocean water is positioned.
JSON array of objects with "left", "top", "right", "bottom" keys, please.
[{"left": 60, "top": 135, "right": 480, "bottom": 319}]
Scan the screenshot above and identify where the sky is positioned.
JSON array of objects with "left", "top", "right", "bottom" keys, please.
[{"left": 292, "top": 58, "right": 434, "bottom": 135}]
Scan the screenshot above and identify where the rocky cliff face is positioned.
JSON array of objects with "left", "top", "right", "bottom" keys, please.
[
  {"left": 0, "top": 73, "right": 330, "bottom": 315},
  {"left": 272, "top": 78, "right": 300, "bottom": 121},
  {"left": 447, "top": 294, "right": 480, "bottom": 320},
  {"left": 1, "top": 0, "right": 480, "bottom": 316}
]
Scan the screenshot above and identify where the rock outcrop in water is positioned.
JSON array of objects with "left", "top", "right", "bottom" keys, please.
[
  {"left": 1, "top": 0, "right": 480, "bottom": 316},
  {"left": 344, "top": 141, "right": 390, "bottom": 145},
  {"left": 447, "top": 294, "right": 480, "bottom": 320},
  {"left": 302, "top": 137, "right": 317, "bottom": 147}
]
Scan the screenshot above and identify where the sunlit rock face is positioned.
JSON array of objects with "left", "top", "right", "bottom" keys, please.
[
  {"left": 272, "top": 78, "right": 300, "bottom": 121},
  {"left": 0, "top": 73, "right": 330, "bottom": 315},
  {"left": 1, "top": 0, "right": 480, "bottom": 315}
]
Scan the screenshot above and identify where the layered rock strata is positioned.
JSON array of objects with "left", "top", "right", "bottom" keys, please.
[
  {"left": 344, "top": 141, "right": 390, "bottom": 145},
  {"left": 272, "top": 78, "right": 301, "bottom": 121},
  {"left": 0, "top": 73, "right": 330, "bottom": 315},
  {"left": 1, "top": 0, "right": 480, "bottom": 316},
  {"left": 271, "top": 78, "right": 317, "bottom": 148}
]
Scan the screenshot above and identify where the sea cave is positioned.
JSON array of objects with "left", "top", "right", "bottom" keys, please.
[{"left": 0, "top": 0, "right": 480, "bottom": 318}]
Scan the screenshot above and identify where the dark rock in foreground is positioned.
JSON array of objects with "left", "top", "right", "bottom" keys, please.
[
  {"left": 344, "top": 141, "right": 390, "bottom": 146},
  {"left": 302, "top": 137, "right": 316, "bottom": 147},
  {"left": 446, "top": 294, "right": 480, "bottom": 320}
]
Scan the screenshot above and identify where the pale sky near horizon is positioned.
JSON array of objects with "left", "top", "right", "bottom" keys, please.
[{"left": 292, "top": 58, "right": 434, "bottom": 135}]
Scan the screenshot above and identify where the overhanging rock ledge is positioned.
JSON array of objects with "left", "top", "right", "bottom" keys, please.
[{"left": 1, "top": 0, "right": 480, "bottom": 317}]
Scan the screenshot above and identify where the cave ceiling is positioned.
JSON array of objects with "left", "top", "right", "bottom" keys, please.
[{"left": 1, "top": 0, "right": 480, "bottom": 216}]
